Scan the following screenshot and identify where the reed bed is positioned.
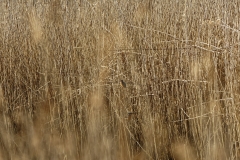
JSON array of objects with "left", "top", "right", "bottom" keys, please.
[{"left": 0, "top": 0, "right": 240, "bottom": 159}]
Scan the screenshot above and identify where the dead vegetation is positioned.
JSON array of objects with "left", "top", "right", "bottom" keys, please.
[{"left": 0, "top": 0, "right": 240, "bottom": 159}]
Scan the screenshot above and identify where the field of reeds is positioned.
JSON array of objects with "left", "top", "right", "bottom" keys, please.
[{"left": 1, "top": 0, "right": 240, "bottom": 159}]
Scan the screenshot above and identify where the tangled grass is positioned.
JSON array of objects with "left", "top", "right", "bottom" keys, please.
[{"left": 1, "top": 0, "right": 240, "bottom": 159}]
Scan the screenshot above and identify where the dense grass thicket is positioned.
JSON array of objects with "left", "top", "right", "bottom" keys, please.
[{"left": 1, "top": 0, "right": 240, "bottom": 159}]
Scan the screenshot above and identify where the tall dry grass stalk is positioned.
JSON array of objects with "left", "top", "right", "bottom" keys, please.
[
  {"left": 1, "top": 0, "right": 240, "bottom": 159},
  {"left": 28, "top": 9, "right": 43, "bottom": 45}
]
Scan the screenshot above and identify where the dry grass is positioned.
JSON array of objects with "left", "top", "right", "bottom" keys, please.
[{"left": 1, "top": 0, "right": 240, "bottom": 159}]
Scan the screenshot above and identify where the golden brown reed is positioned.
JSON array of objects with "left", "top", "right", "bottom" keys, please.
[
  {"left": 1, "top": 0, "right": 240, "bottom": 159},
  {"left": 28, "top": 9, "right": 43, "bottom": 45},
  {"left": 171, "top": 139, "right": 196, "bottom": 160}
]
